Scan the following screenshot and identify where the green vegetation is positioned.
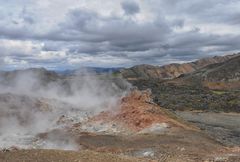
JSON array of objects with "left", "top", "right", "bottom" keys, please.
[
  {"left": 211, "top": 90, "right": 227, "bottom": 95},
  {"left": 111, "top": 71, "right": 121, "bottom": 77},
  {"left": 129, "top": 79, "right": 240, "bottom": 113}
]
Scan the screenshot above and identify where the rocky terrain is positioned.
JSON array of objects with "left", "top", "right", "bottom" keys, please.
[
  {"left": 0, "top": 54, "right": 240, "bottom": 161},
  {"left": 175, "top": 111, "right": 240, "bottom": 146},
  {"left": 130, "top": 80, "right": 240, "bottom": 112},
  {"left": 0, "top": 89, "right": 240, "bottom": 162},
  {"left": 120, "top": 53, "right": 240, "bottom": 160}
]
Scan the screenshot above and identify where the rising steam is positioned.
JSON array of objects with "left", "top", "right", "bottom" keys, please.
[{"left": 0, "top": 68, "right": 131, "bottom": 150}]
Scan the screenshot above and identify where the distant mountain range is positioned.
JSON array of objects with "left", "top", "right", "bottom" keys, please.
[
  {"left": 1, "top": 52, "right": 239, "bottom": 85},
  {"left": 121, "top": 53, "right": 240, "bottom": 80},
  {"left": 56, "top": 67, "right": 122, "bottom": 75},
  {"left": 172, "top": 54, "right": 240, "bottom": 90},
  {"left": 0, "top": 53, "right": 239, "bottom": 112},
  {"left": 179, "top": 54, "right": 240, "bottom": 82}
]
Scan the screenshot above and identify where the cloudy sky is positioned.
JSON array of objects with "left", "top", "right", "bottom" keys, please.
[{"left": 0, "top": 0, "right": 240, "bottom": 70}]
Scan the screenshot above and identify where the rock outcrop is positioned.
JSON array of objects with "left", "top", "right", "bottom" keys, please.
[{"left": 84, "top": 90, "right": 195, "bottom": 134}]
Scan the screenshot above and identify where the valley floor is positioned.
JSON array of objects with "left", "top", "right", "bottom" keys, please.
[
  {"left": 1, "top": 130, "right": 240, "bottom": 162},
  {"left": 175, "top": 111, "right": 240, "bottom": 146}
]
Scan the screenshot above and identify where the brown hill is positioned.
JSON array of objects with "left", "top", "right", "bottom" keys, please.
[
  {"left": 121, "top": 53, "right": 239, "bottom": 80},
  {"left": 172, "top": 54, "right": 240, "bottom": 90}
]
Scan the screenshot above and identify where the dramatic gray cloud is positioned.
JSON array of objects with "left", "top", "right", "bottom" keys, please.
[
  {"left": 0, "top": 0, "right": 240, "bottom": 70},
  {"left": 121, "top": 1, "right": 140, "bottom": 15}
]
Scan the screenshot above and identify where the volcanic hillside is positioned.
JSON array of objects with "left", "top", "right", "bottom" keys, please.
[
  {"left": 0, "top": 68, "right": 240, "bottom": 161},
  {"left": 121, "top": 53, "right": 239, "bottom": 80},
  {"left": 82, "top": 89, "right": 195, "bottom": 135},
  {"left": 172, "top": 54, "right": 240, "bottom": 90}
]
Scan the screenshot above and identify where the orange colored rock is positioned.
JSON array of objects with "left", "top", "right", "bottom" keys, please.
[{"left": 90, "top": 90, "right": 194, "bottom": 132}]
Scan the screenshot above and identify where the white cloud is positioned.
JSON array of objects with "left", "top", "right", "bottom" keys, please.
[
  {"left": 0, "top": 0, "right": 240, "bottom": 70},
  {"left": 4, "top": 57, "right": 28, "bottom": 65},
  {"left": 0, "top": 39, "right": 42, "bottom": 56},
  {"left": 38, "top": 51, "right": 67, "bottom": 60}
]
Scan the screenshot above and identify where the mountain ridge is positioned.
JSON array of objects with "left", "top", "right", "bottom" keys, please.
[{"left": 121, "top": 53, "right": 240, "bottom": 80}]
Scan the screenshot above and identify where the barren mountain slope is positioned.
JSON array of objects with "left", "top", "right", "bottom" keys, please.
[
  {"left": 171, "top": 54, "right": 240, "bottom": 89},
  {"left": 121, "top": 53, "right": 239, "bottom": 80}
]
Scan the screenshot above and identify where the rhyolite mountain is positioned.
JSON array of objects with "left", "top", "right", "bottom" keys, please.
[
  {"left": 121, "top": 53, "right": 239, "bottom": 80},
  {"left": 185, "top": 54, "right": 240, "bottom": 82},
  {"left": 124, "top": 53, "right": 240, "bottom": 112},
  {"left": 171, "top": 54, "right": 240, "bottom": 90}
]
